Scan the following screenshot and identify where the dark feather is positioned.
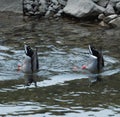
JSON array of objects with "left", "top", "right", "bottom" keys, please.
[
  {"left": 25, "top": 45, "right": 34, "bottom": 58},
  {"left": 89, "top": 45, "right": 104, "bottom": 72}
]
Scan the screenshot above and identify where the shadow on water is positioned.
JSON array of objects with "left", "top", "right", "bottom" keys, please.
[{"left": 0, "top": 12, "right": 119, "bottom": 116}]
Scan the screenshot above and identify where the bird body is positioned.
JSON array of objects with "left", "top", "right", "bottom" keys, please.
[
  {"left": 82, "top": 45, "right": 104, "bottom": 73},
  {"left": 18, "top": 44, "right": 39, "bottom": 73}
]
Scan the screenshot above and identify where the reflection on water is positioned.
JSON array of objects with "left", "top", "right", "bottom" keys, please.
[
  {"left": 24, "top": 74, "right": 37, "bottom": 87},
  {"left": 0, "top": 12, "right": 120, "bottom": 116}
]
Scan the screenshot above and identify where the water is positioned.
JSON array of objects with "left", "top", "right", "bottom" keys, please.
[{"left": 0, "top": 12, "right": 120, "bottom": 116}]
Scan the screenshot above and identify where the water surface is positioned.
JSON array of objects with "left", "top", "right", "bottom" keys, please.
[{"left": 0, "top": 12, "right": 120, "bottom": 116}]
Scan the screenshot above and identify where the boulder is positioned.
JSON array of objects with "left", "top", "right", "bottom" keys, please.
[
  {"left": 109, "top": 17, "right": 120, "bottom": 27},
  {"left": 116, "top": 2, "right": 120, "bottom": 12},
  {"left": 104, "top": 4, "right": 115, "bottom": 15},
  {"left": 97, "top": 0, "right": 109, "bottom": 7},
  {"left": 104, "top": 14, "right": 118, "bottom": 23},
  {"left": 63, "top": 0, "right": 105, "bottom": 18}
]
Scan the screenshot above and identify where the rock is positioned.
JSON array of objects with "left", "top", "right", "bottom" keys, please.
[
  {"left": 116, "top": 2, "right": 120, "bottom": 12},
  {"left": 99, "top": 21, "right": 109, "bottom": 27},
  {"left": 54, "top": 9, "right": 63, "bottom": 17},
  {"left": 51, "top": 0, "right": 58, "bottom": 4},
  {"left": 109, "top": 0, "right": 120, "bottom": 7},
  {"left": 97, "top": 0, "right": 120, "bottom": 28},
  {"left": 104, "top": 14, "right": 118, "bottom": 23},
  {"left": 0, "top": 0, "right": 67, "bottom": 18},
  {"left": 92, "top": 0, "right": 99, "bottom": 3},
  {"left": 39, "top": 0, "right": 47, "bottom": 13},
  {"left": 98, "top": 13, "right": 105, "bottom": 20},
  {"left": 63, "top": 0, "right": 105, "bottom": 18},
  {"left": 45, "top": 0, "right": 66, "bottom": 17},
  {"left": 104, "top": 4, "right": 115, "bottom": 15},
  {"left": 109, "top": 17, "right": 120, "bottom": 27},
  {"left": 58, "top": 0, "right": 67, "bottom": 6},
  {"left": 97, "top": 0, "right": 109, "bottom": 7},
  {"left": 22, "top": 0, "right": 47, "bottom": 16}
]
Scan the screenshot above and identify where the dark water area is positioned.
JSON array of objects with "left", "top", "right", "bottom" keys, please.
[{"left": 0, "top": 12, "right": 119, "bottom": 116}]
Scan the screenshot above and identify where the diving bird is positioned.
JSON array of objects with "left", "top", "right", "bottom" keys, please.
[
  {"left": 82, "top": 45, "right": 104, "bottom": 73},
  {"left": 18, "top": 44, "right": 39, "bottom": 73}
]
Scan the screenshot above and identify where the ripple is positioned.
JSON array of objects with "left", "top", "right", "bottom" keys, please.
[
  {"left": 0, "top": 46, "right": 119, "bottom": 91},
  {"left": 0, "top": 103, "right": 119, "bottom": 117},
  {"left": 0, "top": 45, "right": 11, "bottom": 50},
  {"left": 0, "top": 73, "right": 88, "bottom": 92},
  {"left": 0, "top": 102, "right": 41, "bottom": 115},
  {"left": 0, "top": 14, "right": 120, "bottom": 117}
]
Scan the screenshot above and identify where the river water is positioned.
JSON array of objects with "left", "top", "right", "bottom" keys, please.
[{"left": 0, "top": 12, "right": 120, "bottom": 117}]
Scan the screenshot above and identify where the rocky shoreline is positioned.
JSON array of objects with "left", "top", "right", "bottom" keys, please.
[
  {"left": 0, "top": 0, "right": 120, "bottom": 28},
  {"left": 64, "top": 0, "right": 120, "bottom": 28}
]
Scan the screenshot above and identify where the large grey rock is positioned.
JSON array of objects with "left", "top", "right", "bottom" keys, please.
[
  {"left": 109, "top": 17, "right": 120, "bottom": 27},
  {"left": 63, "top": 0, "right": 105, "bottom": 18},
  {"left": 97, "top": 0, "right": 109, "bottom": 7},
  {"left": 104, "top": 4, "right": 115, "bottom": 15}
]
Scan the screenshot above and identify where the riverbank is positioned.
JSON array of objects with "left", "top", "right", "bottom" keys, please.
[{"left": 0, "top": 0, "right": 120, "bottom": 28}]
